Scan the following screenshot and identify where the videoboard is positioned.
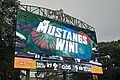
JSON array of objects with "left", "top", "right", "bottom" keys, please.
[{"left": 15, "top": 9, "right": 97, "bottom": 59}]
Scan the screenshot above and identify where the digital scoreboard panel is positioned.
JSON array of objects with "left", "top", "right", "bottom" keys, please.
[{"left": 15, "top": 9, "right": 97, "bottom": 60}]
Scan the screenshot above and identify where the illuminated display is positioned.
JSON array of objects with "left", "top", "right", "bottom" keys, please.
[
  {"left": 14, "top": 57, "right": 36, "bottom": 69},
  {"left": 15, "top": 10, "right": 93, "bottom": 59},
  {"left": 36, "top": 61, "right": 91, "bottom": 72}
]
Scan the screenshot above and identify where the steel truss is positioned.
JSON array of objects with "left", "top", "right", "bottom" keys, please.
[{"left": 19, "top": 4, "right": 95, "bottom": 31}]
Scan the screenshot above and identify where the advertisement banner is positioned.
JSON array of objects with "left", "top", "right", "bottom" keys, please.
[
  {"left": 91, "top": 66, "right": 103, "bottom": 74},
  {"left": 36, "top": 61, "right": 91, "bottom": 72},
  {"left": 14, "top": 57, "right": 36, "bottom": 69},
  {"left": 16, "top": 10, "right": 93, "bottom": 59},
  {"left": 36, "top": 61, "right": 103, "bottom": 74}
]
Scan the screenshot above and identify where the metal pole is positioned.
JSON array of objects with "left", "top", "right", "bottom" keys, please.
[
  {"left": 26, "top": 69, "right": 30, "bottom": 80},
  {"left": 63, "top": 71, "right": 66, "bottom": 80},
  {"left": 73, "top": 72, "right": 76, "bottom": 80}
]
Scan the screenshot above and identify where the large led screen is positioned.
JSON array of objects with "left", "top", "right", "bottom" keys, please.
[{"left": 15, "top": 10, "right": 94, "bottom": 59}]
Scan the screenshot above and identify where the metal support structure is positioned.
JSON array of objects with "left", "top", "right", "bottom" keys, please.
[
  {"left": 19, "top": 4, "right": 95, "bottom": 31},
  {"left": 26, "top": 69, "right": 30, "bottom": 80},
  {"left": 73, "top": 72, "right": 77, "bottom": 80},
  {"left": 63, "top": 71, "right": 67, "bottom": 80}
]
